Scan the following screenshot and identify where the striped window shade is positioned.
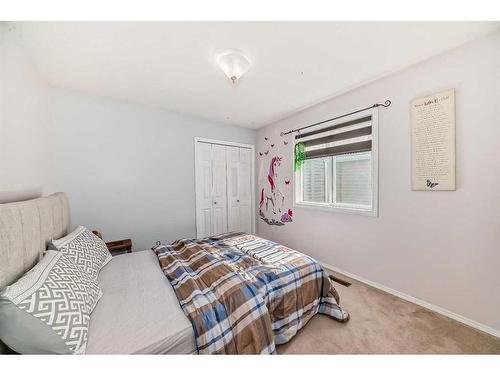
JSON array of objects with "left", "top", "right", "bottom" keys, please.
[
  {"left": 295, "top": 111, "right": 376, "bottom": 214},
  {"left": 295, "top": 115, "right": 372, "bottom": 159}
]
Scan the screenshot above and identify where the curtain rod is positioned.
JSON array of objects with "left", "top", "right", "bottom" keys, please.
[{"left": 280, "top": 100, "right": 392, "bottom": 137}]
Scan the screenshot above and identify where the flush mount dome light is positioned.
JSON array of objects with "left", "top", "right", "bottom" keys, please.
[{"left": 216, "top": 50, "right": 251, "bottom": 84}]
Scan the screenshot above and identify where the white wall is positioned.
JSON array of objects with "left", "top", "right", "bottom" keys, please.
[
  {"left": 48, "top": 88, "right": 255, "bottom": 249},
  {"left": 0, "top": 23, "right": 255, "bottom": 250},
  {"left": 256, "top": 32, "right": 500, "bottom": 332},
  {"left": 0, "top": 24, "right": 52, "bottom": 202}
]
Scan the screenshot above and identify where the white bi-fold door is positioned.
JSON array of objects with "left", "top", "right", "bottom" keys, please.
[
  {"left": 195, "top": 142, "right": 227, "bottom": 237},
  {"left": 226, "top": 146, "right": 252, "bottom": 234},
  {"left": 195, "top": 139, "right": 254, "bottom": 238}
]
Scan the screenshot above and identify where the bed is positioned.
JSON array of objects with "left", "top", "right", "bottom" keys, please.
[
  {"left": 0, "top": 193, "right": 197, "bottom": 354},
  {"left": 154, "top": 232, "right": 348, "bottom": 354},
  {"left": 86, "top": 250, "right": 196, "bottom": 354},
  {"left": 0, "top": 193, "right": 347, "bottom": 354}
]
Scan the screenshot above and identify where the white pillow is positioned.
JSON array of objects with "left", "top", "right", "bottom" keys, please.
[
  {"left": 51, "top": 226, "right": 112, "bottom": 281},
  {"left": 0, "top": 250, "right": 102, "bottom": 354}
]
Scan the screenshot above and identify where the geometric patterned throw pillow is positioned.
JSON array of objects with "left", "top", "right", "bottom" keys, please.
[
  {"left": 51, "top": 226, "right": 112, "bottom": 282},
  {"left": 0, "top": 250, "right": 102, "bottom": 354}
]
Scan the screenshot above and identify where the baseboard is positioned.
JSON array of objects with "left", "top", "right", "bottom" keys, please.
[{"left": 320, "top": 261, "right": 500, "bottom": 339}]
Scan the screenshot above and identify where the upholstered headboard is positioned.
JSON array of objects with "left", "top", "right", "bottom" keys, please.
[{"left": 0, "top": 192, "right": 70, "bottom": 290}]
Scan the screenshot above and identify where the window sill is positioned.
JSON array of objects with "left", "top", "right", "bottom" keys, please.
[{"left": 293, "top": 201, "right": 378, "bottom": 217}]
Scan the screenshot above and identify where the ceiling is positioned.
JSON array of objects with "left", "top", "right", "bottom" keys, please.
[{"left": 11, "top": 22, "right": 499, "bottom": 128}]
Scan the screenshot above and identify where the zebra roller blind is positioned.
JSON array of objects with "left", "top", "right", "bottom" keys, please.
[
  {"left": 295, "top": 111, "right": 376, "bottom": 214},
  {"left": 295, "top": 115, "right": 372, "bottom": 159}
]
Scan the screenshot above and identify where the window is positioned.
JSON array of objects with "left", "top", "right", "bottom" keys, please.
[
  {"left": 295, "top": 109, "right": 378, "bottom": 216},
  {"left": 302, "top": 157, "right": 331, "bottom": 203}
]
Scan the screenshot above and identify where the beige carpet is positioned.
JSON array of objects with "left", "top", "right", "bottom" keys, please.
[{"left": 278, "top": 272, "right": 500, "bottom": 354}]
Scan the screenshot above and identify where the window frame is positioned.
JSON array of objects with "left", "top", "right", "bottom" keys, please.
[{"left": 294, "top": 107, "right": 379, "bottom": 217}]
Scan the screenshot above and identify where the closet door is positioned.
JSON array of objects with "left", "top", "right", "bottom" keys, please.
[
  {"left": 227, "top": 146, "right": 252, "bottom": 233},
  {"left": 238, "top": 147, "right": 252, "bottom": 233},
  {"left": 226, "top": 147, "right": 240, "bottom": 232},
  {"left": 195, "top": 142, "right": 214, "bottom": 238},
  {"left": 211, "top": 144, "right": 228, "bottom": 235}
]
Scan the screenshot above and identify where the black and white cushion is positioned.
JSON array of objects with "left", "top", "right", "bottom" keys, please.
[
  {"left": 0, "top": 250, "right": 102, "bottom": 354},
  {"left": 51, "top": 226, "right": 112, "bottom": 281}
]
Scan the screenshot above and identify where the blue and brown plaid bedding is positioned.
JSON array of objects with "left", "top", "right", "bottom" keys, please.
[{"left": 154, "top": 232, "right": 348, "bottom": 354}]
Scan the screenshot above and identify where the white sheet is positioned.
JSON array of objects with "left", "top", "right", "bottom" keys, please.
[{"left": 86, "top": 250, "right": 196, "bottom": 354}]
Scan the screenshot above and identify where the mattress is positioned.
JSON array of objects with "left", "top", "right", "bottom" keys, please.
[{"left": 86, "top": 250, "right": 196, "bottom": 354}]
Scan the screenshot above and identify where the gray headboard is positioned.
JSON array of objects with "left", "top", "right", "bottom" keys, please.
[{"left": 0, "top": 192, "right": 70, "bottom": 290}]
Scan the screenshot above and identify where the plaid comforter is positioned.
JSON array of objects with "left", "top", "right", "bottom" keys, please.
[{"left": 154, "top": 232, "right": 348, "bottom": 354}]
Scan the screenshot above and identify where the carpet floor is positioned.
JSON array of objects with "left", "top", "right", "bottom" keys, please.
[{"left": 277, "top": 271, "right": 500, "bottom": 354}]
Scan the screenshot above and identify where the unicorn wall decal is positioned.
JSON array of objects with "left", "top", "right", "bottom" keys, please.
[
  {"left": 259, "top": 156, "right": 291, "bottom": 225},
  {"left": 258, "top": 133, "right": 293, "bottom": 226}
]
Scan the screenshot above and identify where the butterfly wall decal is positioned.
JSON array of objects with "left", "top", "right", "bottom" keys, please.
[
  {"left": 426, "top": 179, "right": 439, "bottom": 188},
  {"left": 265, "top": 137, "right": 268, "bottom": 141},
  {"left": 264, "top": 151, "right": 269, "bottom": 155},
  {"left": 285, "top": 180, "right": 290, "bottom": 185},
  {"left": 271, "top": 144, "right": 275, "bottom": 148},
  {"left": 259, "top": 152, "right": 263, "bottom": 156},
  {"left": 284, "top": 141, "right": 289, "bottom": 145}
]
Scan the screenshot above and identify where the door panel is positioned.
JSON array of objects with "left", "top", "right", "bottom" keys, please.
[
  {"left": 228, "top": 163, "right": 240, "bottom": 232},
  {"left": 229, "top": 166, "right": 238, "bottom": 199},
  {"left": 240, "top": 205, "right": 251, "bottom": 233},
  {"left": 226, "top": 146, "right": 240, "bottom": 232},
  {"left": 228, "top": 206, "right": 240, "bottom": 232},
  {"left": 213, "top": 206, "right": 226, "bottom": 235},
  {"left": 238, "top": 148, "right": 252, "bottom": 233},
  {"left": 211, "top": 144, "right": 227, "bottom": 234},
  {"left": 195, "top": 142, "right": 213, "bottom": 237},
  {"left": 239, "top": 148, "right": 252, "bottom": 206},
  {"left": 227, "top": 146, "right": 253, "bottom": 233},
  {"left": 226, "top": 146, "right": 239, "bottom": 164},
  {"left": 201, "top": 208, "right": 212, "bottom": 238},
  {"left": 202, "top": 166, "right": 212, "bottom": 200}
]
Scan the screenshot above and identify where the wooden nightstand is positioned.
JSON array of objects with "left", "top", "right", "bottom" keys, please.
[
  {"left": 105, "top": 238, "right": 132, "bottom": 253},
  {"left": 92, "top": 230, "right": 132, "bottom": 254}
]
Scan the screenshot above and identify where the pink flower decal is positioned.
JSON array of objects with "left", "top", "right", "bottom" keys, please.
[{"left": 280, "top": 208, "right": 293, "bottom": 223}]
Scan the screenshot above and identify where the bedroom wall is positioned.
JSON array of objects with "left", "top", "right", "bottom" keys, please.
[
  {"left": 47, "top": 88, "right": 255, "bottom": 250},
  {"left": 0, "top": 24, "right": 52, "bottom": 203},
  {"left": 256, "top": 32, "right": 500, "bottom": 333},
  {"left": 0, "top": 22, "right": 256, "bottom": 254}
]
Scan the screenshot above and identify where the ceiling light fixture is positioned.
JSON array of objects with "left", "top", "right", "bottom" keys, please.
[{"left": 216, "top": 50, "right": 251, "bottom": 84}]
